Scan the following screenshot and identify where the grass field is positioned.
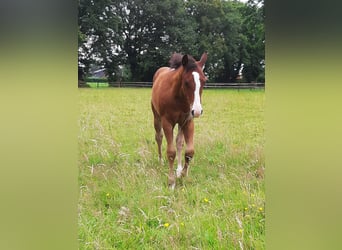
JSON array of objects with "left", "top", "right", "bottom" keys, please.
[{"left": 78, "top": 88, "right": 265, "bottom": 249}]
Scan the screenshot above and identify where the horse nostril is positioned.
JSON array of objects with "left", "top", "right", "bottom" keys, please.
[{"left": 191, "top": 110, "right": 194, "bottom": 116}]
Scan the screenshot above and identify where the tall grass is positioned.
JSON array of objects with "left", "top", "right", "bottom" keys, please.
[{"left": 79, "top": 88, "right": 265, "bottom": 249}]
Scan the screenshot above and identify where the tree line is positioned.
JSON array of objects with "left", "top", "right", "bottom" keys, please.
[{"left": 78, "top": 0, "right": 264, "bottom": 83}]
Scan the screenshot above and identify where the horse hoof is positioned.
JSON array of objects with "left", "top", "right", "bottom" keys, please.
[
  {"left": 168, "top": 175, "right": 175, "bottom": 189},
  {"left": 181, "top": 168, "right": 188, "bottom": 177},
  {"left": 169, "top": 183, "right": 175, "bottom": 190}
]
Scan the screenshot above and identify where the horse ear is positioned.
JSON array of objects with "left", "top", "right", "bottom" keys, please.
[
  {"left": 198, "top": 52, "right": 208, "bottom": 70},
  {"left": 198, "top": 52, "right": 208, "bottom": 69},
  {"left": 182, "top": 54, "right": 188, "bottom": 66}
]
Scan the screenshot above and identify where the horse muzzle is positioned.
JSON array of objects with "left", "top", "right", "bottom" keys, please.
[{"left": 191, "top": 109, "right": 203, "bottom": 118}]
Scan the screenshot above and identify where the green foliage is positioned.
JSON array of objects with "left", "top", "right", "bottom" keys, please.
[
  {"left": 78, "top": 0, "right": 123, "bottom": 81},
  {"left": 116, "top": 0, "right": 199, "bottom": 81},
  {"left": 79, "top": 88, "right": 265, "bottom": 249},
  {"left": 186, "top": 0, "right": 245, "bottom": 82},
  {"left": 79, "top": 0, "right": 264, "bottom": 82},
  {"left": 239, "top": 0, "right": 265, "bottom": 82}
]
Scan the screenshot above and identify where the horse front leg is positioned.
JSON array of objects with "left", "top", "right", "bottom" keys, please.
[
  {"left": 182, "top": 121, "right": 195, "bottom": 177},
  {"left": 176, "top": 125, "right": 184, "bottom": 178},
  {"left": 162, "top": 119, "right": 176, "bottom": 189}
]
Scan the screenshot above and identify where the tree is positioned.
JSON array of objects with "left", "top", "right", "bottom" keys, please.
[
  {"left": 78, "top": 0, "right": 265, "bottom": 83},
  {"left": 78, "top": 0, "right": 122, "bottom": 81},
  {"left": 219, "top": 0, "right": 248, "bottom": 82},
  {"left": 239, "top": 0, "right": 265, "bottom": 82},
  {"left": 185, "top": 0, "right": 247, "bottom": 82},
  {"left": 115, "top": 0, "right": 198, "bottom": 81}
]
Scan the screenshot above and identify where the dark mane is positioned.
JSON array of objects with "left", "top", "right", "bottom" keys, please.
[
  {"left": 169, "top": 53, "right": 197, "bottom": 71},
  {"left": 169, "top": 53, "right": 183, "bottom": 69}
]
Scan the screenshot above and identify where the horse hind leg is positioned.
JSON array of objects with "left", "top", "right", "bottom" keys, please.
[
  {"left": 155, "top": 126, "right": 163, "bottom": 162},
  {"left": 176, "top": 125, "right": 184, "bottom": 178},
  {"left": 152, "top": 103, "right": 163, "bottom": 162}
]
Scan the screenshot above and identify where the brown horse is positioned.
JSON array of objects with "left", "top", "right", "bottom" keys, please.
[{"left": 151, "top": 52, "right": 208, "bottom": 189}]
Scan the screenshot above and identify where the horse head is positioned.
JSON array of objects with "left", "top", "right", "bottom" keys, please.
[{"left": 181, "top": 52, "right": 208, "bottom": 118}]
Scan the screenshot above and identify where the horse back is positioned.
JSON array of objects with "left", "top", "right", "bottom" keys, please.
[
  {"left": 152, "top": 67, "right": 173, "bottom": 94},
  {"left": 153, "top": 67, "right": 170, "bottom": 82}
]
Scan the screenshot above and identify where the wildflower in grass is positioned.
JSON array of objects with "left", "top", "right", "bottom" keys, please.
[
  {"left": 106, "top": 193, "right": 110, "bottom": 198},
  {"left": 180, "top": 222, "right": 185, "bottom": 227},
  {"left": 164, "top": 223, "right": 170, "bottom": 228},
  {"left": 244, "top": 207, "right": 248, "bottom": 211},
  {"left": 239, "top": 229, "right": 243, "bottom": 234},
  {"left": 259, "top": 207, "right": 263, "bottom": 212},
  {"left": 203, "top": 198, "right": 209, "bottom": 203}
]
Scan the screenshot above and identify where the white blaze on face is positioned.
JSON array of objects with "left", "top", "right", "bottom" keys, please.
[{"left": 191, "top": 72, "right": 202, "bottom": 117}]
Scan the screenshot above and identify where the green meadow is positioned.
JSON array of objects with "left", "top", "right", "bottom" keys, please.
[{"left": 78, "top": 88, "right": 265, "bottom": 249}]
